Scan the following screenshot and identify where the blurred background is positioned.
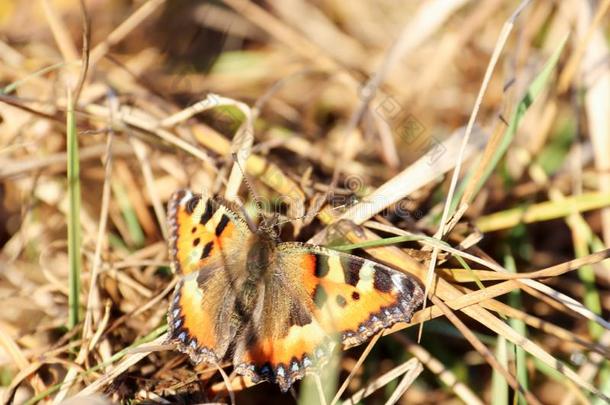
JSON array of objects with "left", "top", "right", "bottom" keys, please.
[{"left": 0, "top": 0, "right": 609, "bottom": 404}]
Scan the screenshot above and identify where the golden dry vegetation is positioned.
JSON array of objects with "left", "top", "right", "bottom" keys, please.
[{"left": 0, "top": 0, "right": 609, "bottom": 404}]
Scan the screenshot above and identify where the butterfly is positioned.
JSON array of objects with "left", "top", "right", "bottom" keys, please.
[{"left": 165, "top": 189, "right": 424, "bottom": 392}]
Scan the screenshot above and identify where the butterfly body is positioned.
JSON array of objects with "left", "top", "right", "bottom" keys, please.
[{"left": 166, "top": 189, "right": 423, "bottom": 392}]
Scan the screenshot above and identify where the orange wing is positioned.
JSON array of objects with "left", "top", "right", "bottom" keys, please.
[
  {"left": 166, "top": 189, "right": 254, "bottom": 363},
  {"left": 167, "top": 189, "right": 252, "bottom": 276},
  {"left": 233, "top": 243, "right": 423, "bottom": 392}
]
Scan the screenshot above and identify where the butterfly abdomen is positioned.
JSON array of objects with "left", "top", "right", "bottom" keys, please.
[{"left": 233, "top": 279, "right": 261, "bottom": 324}]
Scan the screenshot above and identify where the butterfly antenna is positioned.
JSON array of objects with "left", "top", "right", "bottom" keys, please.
[
  {"left": 274, "top": 199, "right": 359, "bottom": 227},
  {"left": 231, "top": 152, "right": 266, "bottom": 218}
]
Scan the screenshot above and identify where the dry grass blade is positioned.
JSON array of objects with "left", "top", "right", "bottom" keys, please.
[
  {"left": 561, "top": 330, "right": 610, "bottom": 405},
  {"left": 384, "top": 359, "right": 423, "bottom": 405},
  {"left": 395, "top": 335, "right": 484, "bottom": 405},
  {"left": 0, "top": 326, "right": 46, "bottom": 403},
  {"left": 520, "top": 278, "right": 610, "bottom": 330},
  {"left": 128, "top": 136, "right": 168, "bottom": 239},
  {"left": 214, "top": 362, "right": 236, "bottom": 405},
  {"left": 221, "top": 0, "right": 345, "bottom": 74},
  {"left": 330, "top": 333, "right": 381, "bottom": 405},
  {"left": 341, "top": 358, "right": 422, "bottom": 405},
  {"left": 557, "top": 0, "right": 610, "bottom": 92},
  {"left": 458, "top": 296, "right": 608, "bottom": 402},
  {"left": 430, "top": 295, "right": 541, "bottom": 405},
  {"left": 84, "top": 104, "right": 217, "bottom": 169},
  {"left": 479, "top": 299, "right": 609, "bottom": 358},
  {"left": 40, "top": 0, "right": 78, "bottom": 62},
  {"left": 577, "top": 1, "right": 610, "bottom": 250},
  {"left": 74, "top": 334, "right": 167, "bottom": 398},
  {"left": 313, "top": 373, "right": 329, "bottom": 405},
  {"left": 0, "top": 141, "right": 133, "bottom": 179},
  {"left": 328, "top": 0, "right": 469, "bottom": 187},
  {"left": 89, "top": 0, "right": 167, "bottom": 65},
  {"left": 338, "top": 126, "right": 488, "bottom": 227},
  {"left": 4, "top": 359, "right": 74, "bottom": 405}
]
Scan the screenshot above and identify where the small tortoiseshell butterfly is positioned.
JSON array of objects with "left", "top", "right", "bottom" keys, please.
[{"left": 166, "top": 189, "right": 424, "bottom": 392}]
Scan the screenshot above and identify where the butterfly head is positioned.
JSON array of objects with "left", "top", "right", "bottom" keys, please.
[{"left": 257, "top": 211, "right": 281, "bottom": 242}]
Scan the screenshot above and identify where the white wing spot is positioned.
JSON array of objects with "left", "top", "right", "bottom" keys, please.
[
  {"left": 391, "top": 273, "right": 404, "bottom": 292},
  {"left": 356, "top": 262, "right": 375, "bottom": 292},
  {"left": 179, "top": 191, "right": 193, "bottom": 206}
]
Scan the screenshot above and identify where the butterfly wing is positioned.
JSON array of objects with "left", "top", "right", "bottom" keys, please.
[
  {"left": 233, "top": 243, "right": 423, "bottom": 391},
  {"left": 167, "top": 189, "right": 252, "bottom": 276},
  {"left": 167, "top": 189, "right": 254, "bottom": 363}
]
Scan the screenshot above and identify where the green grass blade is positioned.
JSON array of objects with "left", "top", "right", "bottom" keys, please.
[
  {"left": 1, "top": 61, "right": 66, "bottom": 95},
  {"left": 476, "top": 192, "right": 610, "bottom": 233},
  {"left": 491, "top": 336, "right": 509, "bottom": 405},
  {"left": 451, "top": 34, "right": 568, "bottom": 211},
  {"left": 66, "top": 90, "right": 82, "bottom": 330},
  {"left": 111, "top": 179, "right": 145, "bottom": 248},
  {"left": 575, "top": 242, "right": 603, "bottom": 339},
  {"left": 505, "top": 251, "right": 528, "bottom": 405},
  {"left": 331, "top": 234, "right": 422, "bottom": 251}
]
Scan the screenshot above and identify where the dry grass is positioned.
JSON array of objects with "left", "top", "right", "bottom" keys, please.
[{"left": 1, "top": 1, "right": 609, "bottom": 404}]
